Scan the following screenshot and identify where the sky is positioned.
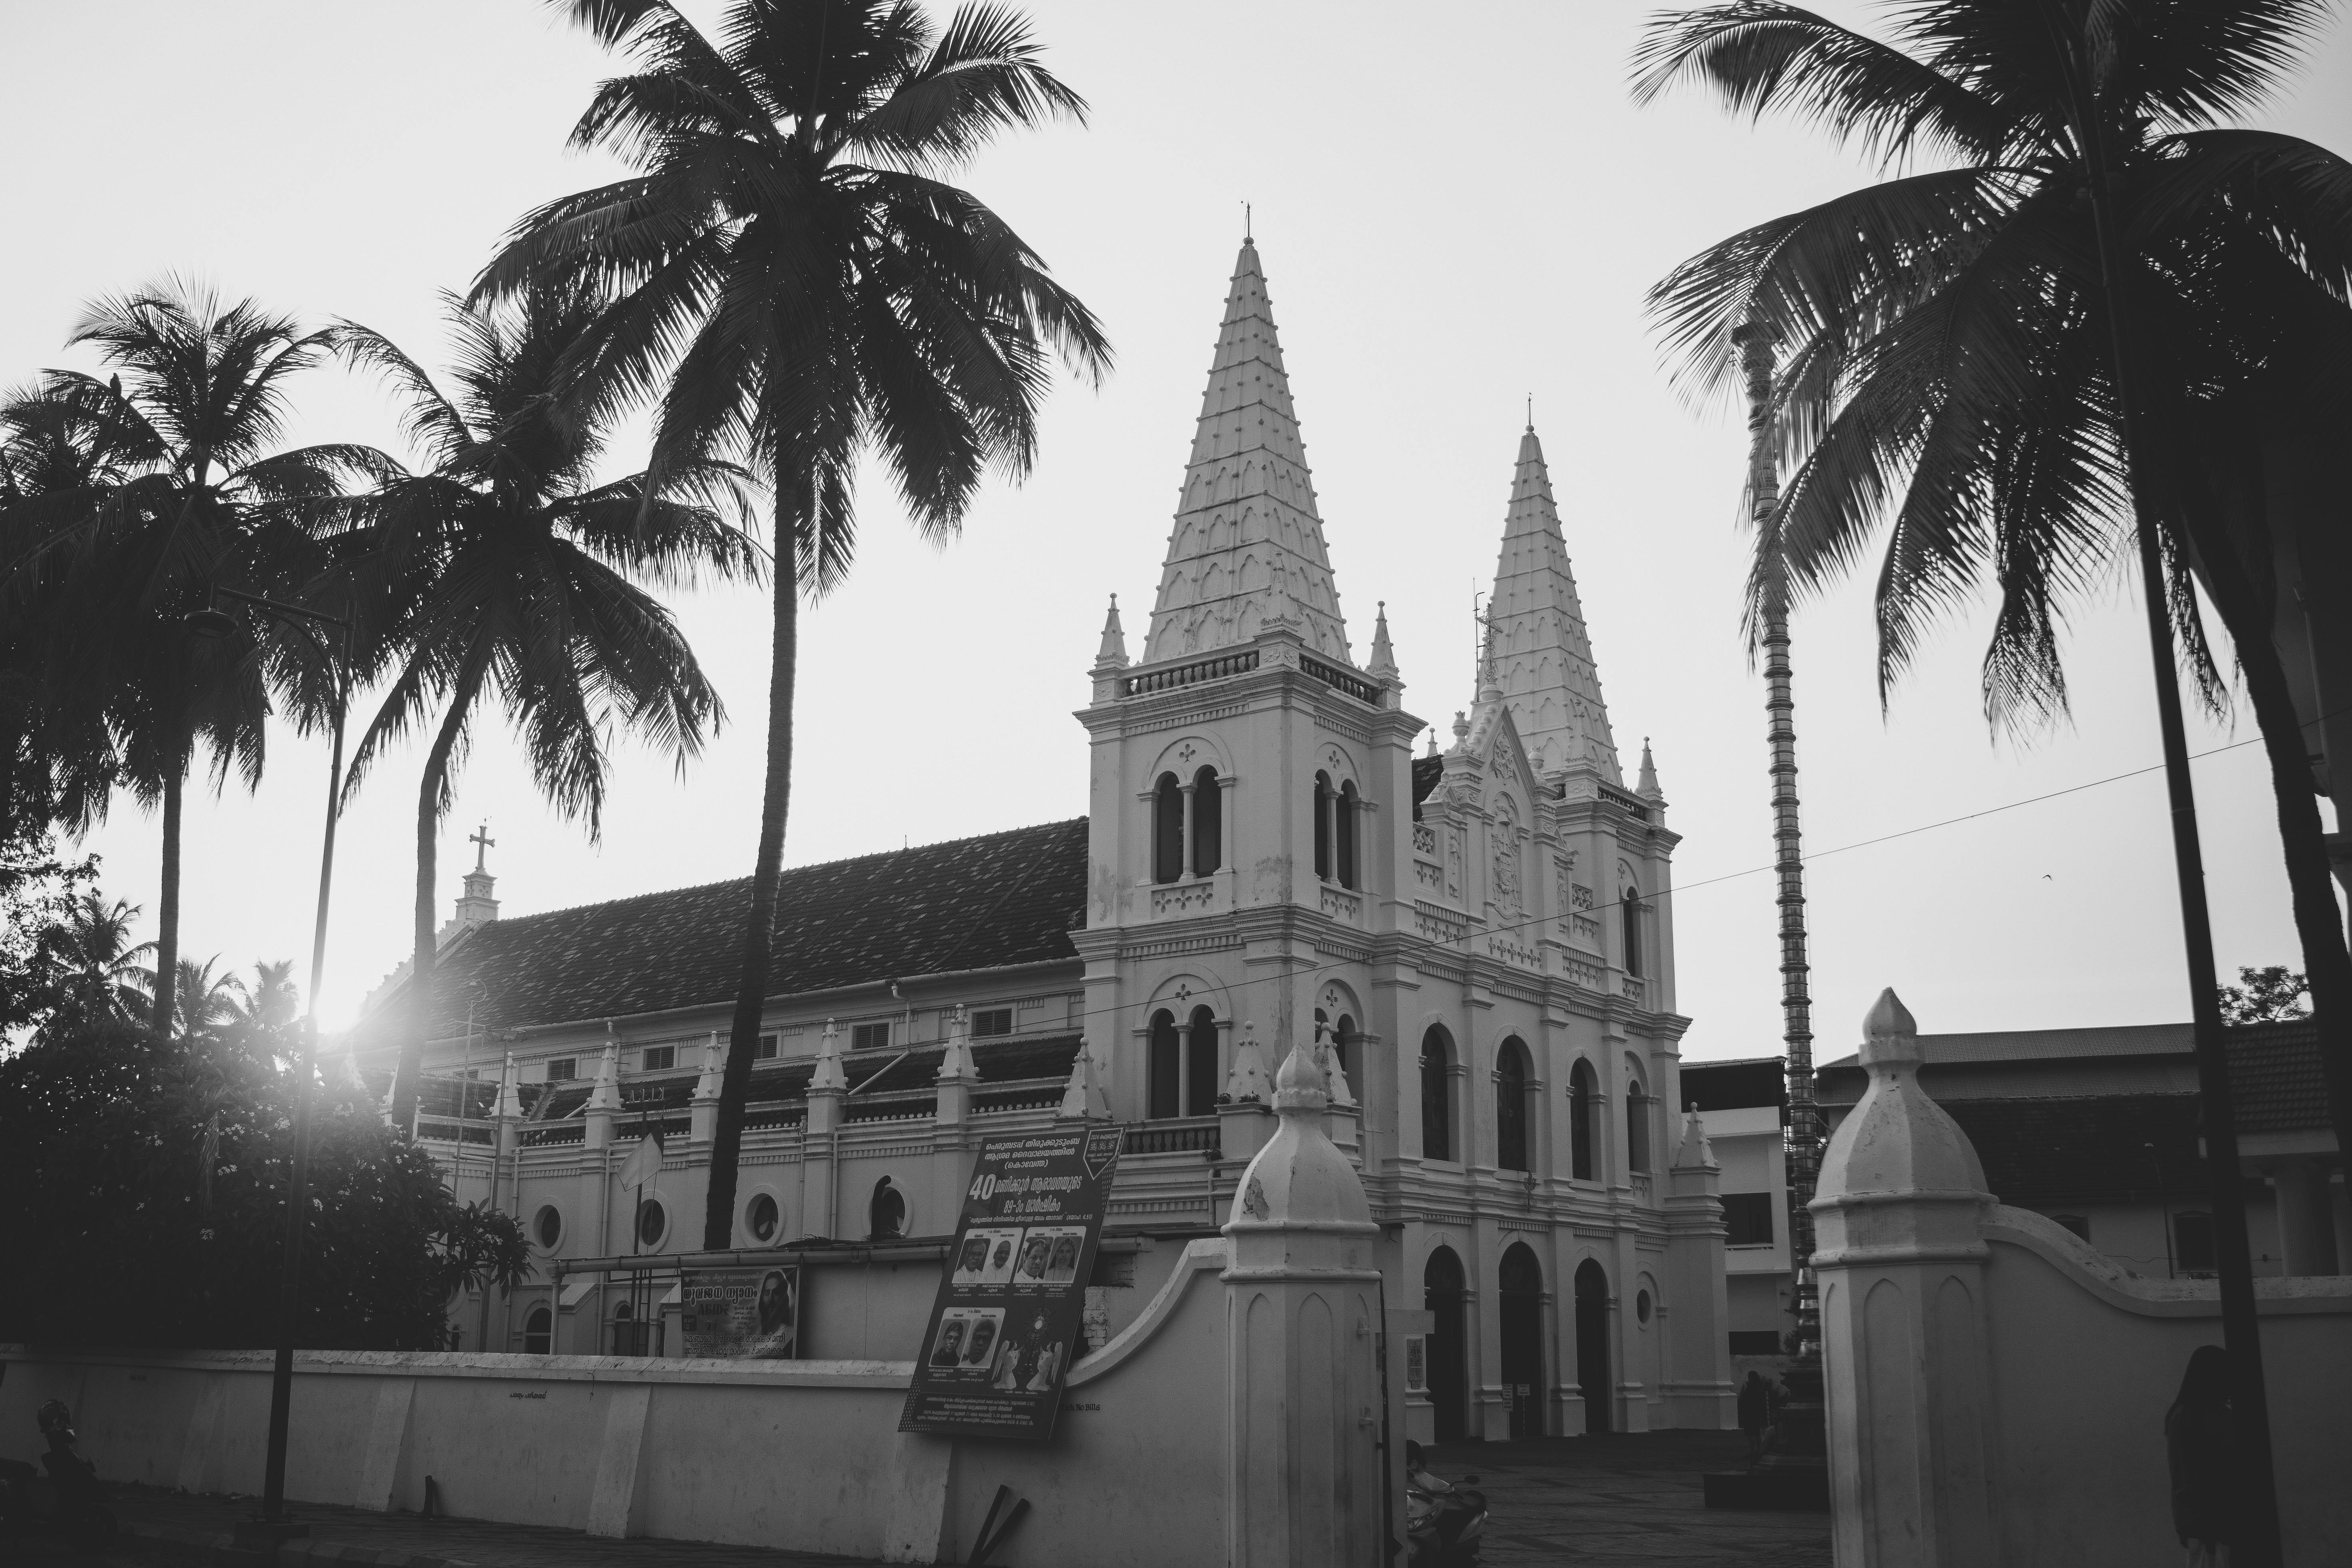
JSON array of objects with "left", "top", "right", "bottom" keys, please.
[{"left": 5, "top": 1, "right": 2347, "bottom": 1057}]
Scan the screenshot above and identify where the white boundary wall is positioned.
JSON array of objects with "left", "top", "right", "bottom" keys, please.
[{"left": 0, "top": 1239, "right": 1234, "bottom": 1566}]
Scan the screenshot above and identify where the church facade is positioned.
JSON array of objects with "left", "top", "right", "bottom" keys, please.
[{"left": 356, "top": 237, "right": 1732, "bottom": 1442}]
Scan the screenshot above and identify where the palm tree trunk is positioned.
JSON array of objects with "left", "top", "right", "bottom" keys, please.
[
  {"left": 152, "top": 764, "right": 183, "bottom": 1038},
  {"left": 704, "top": 489, "right": 799, "bottom": 1250},
  {"left": 391, "top": 690, "right": 475, "bottom": 1132}
]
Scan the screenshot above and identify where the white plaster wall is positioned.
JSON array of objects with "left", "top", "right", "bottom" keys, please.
[
  {"left": 0, "top": 1245, "right": 1234, "bottom": 1566},
  {"left": 1972, "top": 1210, "right": 2352, "bottom": 1566}
]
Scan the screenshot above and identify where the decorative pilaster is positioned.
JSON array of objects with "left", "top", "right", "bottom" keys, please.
[
  {"left": 690, "top": 1031, "right": 723, "bottom": 1143},
  {"left": 936, "top": 1005, "right": 978, "bottom": 1127},
  {"left": 805, "top": 1021, "right": 847, "bottom": 1240},
  {"left": 584, "top": 1036, "right": 620, "bottom": 1150},
  {"left": 1223, "top": 1035, "right": 1383, "bottom": 1568},
  {"left": 1811, "top": 990, "right": 1998, "bottom": 1566},
  {"left": 492, "top": 1053, "right": 522, "bottom": 1169}
]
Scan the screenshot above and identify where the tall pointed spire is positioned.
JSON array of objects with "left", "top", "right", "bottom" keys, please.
[
  {"left": 1144, "top": 238, "right": 1350, "bottom": 665},
  {"left": 1486, "top": 426, "right": 1622, "bottom": 782}
]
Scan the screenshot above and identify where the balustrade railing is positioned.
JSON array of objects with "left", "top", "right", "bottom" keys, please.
[
  {"left": 1122, "top": 1117, "right": 1222, "bottom": 1155},
  {"left": 1122, "top": 649, "right": 1258, "bottom": 697},
  {"left": 1298, "top": 654, "right": 1381, "bottom": 705}
]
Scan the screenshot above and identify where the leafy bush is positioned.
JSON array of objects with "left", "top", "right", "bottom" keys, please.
[{"left": 0, "top": 1011, "right": 528, "bottom": 1349}]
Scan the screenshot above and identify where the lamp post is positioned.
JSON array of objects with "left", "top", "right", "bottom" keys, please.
[{"left": 186, "top": 586, "right": 352, "bottom": 1537}]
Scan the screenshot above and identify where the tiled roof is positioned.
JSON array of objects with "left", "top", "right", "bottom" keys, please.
[
  {"left": 1681, "top": 1057, "right": 1786, "bottom": 1114},
  {"left": 1411, "top": 756, "right": 1443, "bottom": 819},
  {"left": 2223, "top": 1018, "right": 2328, "bottom": 1135},
  {"left": 363, "top": 819, "right": 1090, "bottom": 1040},
  {"left": 1942, "top": 1095, "right": 2210, "bottom": 1204},
  {"left": 1817, "top": 1022, "right": 2193, "bottom": 1073}
]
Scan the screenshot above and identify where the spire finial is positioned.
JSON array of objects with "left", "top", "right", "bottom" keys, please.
[
  {"left": 1526, "top": 393, "right": 1533, "bottom": 432},
  {"left": 1094, "top": 592, "right": 1129, "bottom": 669},
  {"left": 1244, "top": 200, "right": 1251, "bottom": 241},
  {"left": 470, "top": 821, "right": 495, "bottom": 874},
  {"left": 1368, "top": 599, "right": 1399, "bottom": 681},
  {"left": 1637, "top": 736, "right": 1662, "bottom": 799}
]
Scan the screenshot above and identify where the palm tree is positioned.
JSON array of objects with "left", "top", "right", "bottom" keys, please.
[
  {"left": 1634, "top": 0, "right": 2352, "bottom": 1159},
  {"left": 331, "top": 286, "right": 758, "bottom": 1129},
  {"left": 1634, "top": 5, "right": 2352, "bottom": 1556},
  {"left": 43, "top": 891, "right": 156, "bottom": 1029},
  {"left": 135, "top": 953, "right": 250, "bottom": 1044},
  {"left": 0, "top": 282, "right": 365, "bottom": 1038},
  {"left": 475, "top": 0, "right": 1111, "bottom": 1248}
]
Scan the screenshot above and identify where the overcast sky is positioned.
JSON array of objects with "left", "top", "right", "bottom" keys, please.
[{"left": 8, "top": 1, "right": 2347, "bottom": 1055}]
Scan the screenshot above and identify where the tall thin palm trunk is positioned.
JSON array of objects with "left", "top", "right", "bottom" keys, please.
[
  {"left": 394, "top": 687, "right": 474, "bottom": 1131},
  {"left": 152, "top": 762, "right": 183, "bottom": 1038},
  {"left": 705, "top": 491, "right": 800, "bottom": 1249},
  {"left": 1737, "top": 326, "right": 1821, "bottom": 1355}
]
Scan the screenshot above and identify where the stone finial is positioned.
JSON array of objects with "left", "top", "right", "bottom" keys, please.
[
  {"left": 585, "top": 1034, "right": 622, "bottom": 1115},
  {"left": 1815, "top": 987, "right": 1989, "bottom": 1206},
  {"left": 810, "top": 1019, "right": 849, "bottom": 1093},
  {"left": 1426, "top": 726, "right": 1440, "bottom": 758},
  {"left": 1056, "top": 1038, "right": 1111, "bottom": 1120},
  {"left": 1221, "top": 1019, "right": 1274, "bottom": 1104},
  {"left": 1314, "top": 1020, "right": 1356, "bottom": 1109},
  {"left": 937, "top": 1003, "right": 979, "bottom": 1083},
  {"left": 1274, "top": 1035, "right": 1330, "bottom": 1115},
  {"left": 1672, "top": 1104, "right": 1717, "bottom": 1170},
  {"left": 1367, "top": 601, "right": 1399, "bottom": 681},
  {"left": 1478, "top": 625, "right": 1503, "bottom": 702},
  {"left": 1450, "top": 709, "right": 1471, "bottom": 749},
  {"left": 493, "top": 1053, "right": 522, "bottom": 1120},
  {"left": 1637, "top": 737, "right": 1663, "bottom": 800},
  {"left": 1228, "top": 1038, "right": 1374, "bottom": 1233},
  {"left": 1094, "top": 594, "right": 1129, "bottom": 669}
]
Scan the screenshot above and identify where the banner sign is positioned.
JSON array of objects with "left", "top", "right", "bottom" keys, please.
[
  {"left": 679, "top": 1264, "right": 801, "bottom": 1360},
  {"left": 898, "top": 1124, "right": 1124, "bottom": 1439}
]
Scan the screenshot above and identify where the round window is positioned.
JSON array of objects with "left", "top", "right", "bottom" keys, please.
[
  {"left": 869, "top": 1177, "right": 906, "bottom": 1241},
  {"left": 637, "top": 1198, "right": 667, "bottom": 1249},
  {"left": 533, "top": 1205, "right": 562, "bottom": 1250},
  {"left": 1636, "top": 1289, "right": 1653, "bottom": 1325},
  {"left": 747, "top": 1192, "right": 780, "bottom": 1243}
]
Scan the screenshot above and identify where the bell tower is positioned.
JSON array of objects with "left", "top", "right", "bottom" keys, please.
[{"left": 1076, "top": 238, "right": 1422, "bottom": 1118}]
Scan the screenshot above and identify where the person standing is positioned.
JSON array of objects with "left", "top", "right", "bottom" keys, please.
[
  {"left": 1737, "top": 1372, "right": 1770, "bottom": 1462},
  {"left": 2167, "top": 1346, "right": 2236, "bottom": 1566}
]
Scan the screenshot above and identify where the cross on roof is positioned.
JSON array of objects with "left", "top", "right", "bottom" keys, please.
[{"left": 470, "top": 823, "right": 495, "bottom": 874}]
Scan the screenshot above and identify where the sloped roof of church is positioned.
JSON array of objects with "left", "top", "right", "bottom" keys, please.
[
  {"left": 362, "top": 818, "right": 1090, "bottom": 1040},
  {"left": 1144, "top": 237, "right": 1352, "bottom": 665}
]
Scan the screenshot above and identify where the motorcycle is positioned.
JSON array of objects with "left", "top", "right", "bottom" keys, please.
[
  {"left": 1403, "top": 1440, "right": 1487, "bottom": 1567},
  {"left": 0, "top": 1400, "right": 116, "bottom": 1543}
]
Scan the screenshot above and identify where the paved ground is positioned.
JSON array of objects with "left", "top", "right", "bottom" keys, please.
[
  {"left": 1426, "top": 1431, "right": 1831, "bottom": 1567},
  {"left": 47, "top": 1432, "right": 1825, "bottom": 1567}
]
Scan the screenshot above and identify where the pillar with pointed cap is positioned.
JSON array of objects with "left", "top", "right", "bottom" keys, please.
[
  {"left": 1662, "top": 1101, "right": 1734, "bottom": 1428},
  {"left": 1222, "top": 1034, "right": 1383, "bottom": 1567}
]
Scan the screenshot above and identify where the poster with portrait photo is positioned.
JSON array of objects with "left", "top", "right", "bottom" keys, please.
[
  {"left": 679, "top": 1264, "right": 800, "bottom": 1360},
  {"left": 900, "top": 1124, "right": 1124, "bottom": 1440}
]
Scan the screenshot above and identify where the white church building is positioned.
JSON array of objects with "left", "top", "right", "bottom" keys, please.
[{"left": 356, "top": 236, "right": 1733, "bottom": 1443}]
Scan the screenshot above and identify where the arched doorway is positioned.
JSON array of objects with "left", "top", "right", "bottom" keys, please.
[
  {"left": 1424, "top": 1246, "right": 1468, "bottom": 1444},
  {"left": 1574, "top": 1258, "right": 1611, "bottom": 1434},
  {"left": 1499, "top": 1244, "right": 1544, "bottom": 1440}
]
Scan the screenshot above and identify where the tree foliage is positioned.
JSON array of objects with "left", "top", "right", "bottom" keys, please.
[
  {"left": 2218, "top": 965, "right": 2310, "bottom": 1025},
  {"left": 0, "top": 1007, "right": 529, "bottom": 1350}
]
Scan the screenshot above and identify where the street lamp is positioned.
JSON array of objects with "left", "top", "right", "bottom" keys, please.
[{"left": 184, "top": 585, "right": 353, "bottom": 1541}]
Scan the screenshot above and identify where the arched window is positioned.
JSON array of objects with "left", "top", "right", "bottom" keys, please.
[
  {"left": 1497, "top": 1038, "right": 1531, "bottom": 1172},
  {"left": 1625, "top": 1075, "right": 1651, "bottom": 1173},
  {"left": 1336, "top": 781, "right": 1360, "bottom": 889},
  {"left": 1621, "top": 884, "right": 1643, "bottom": 977},
  {"left": 1186, "top": 1005, "right": 1219, "bottom": 1116},
  {"left": 1148, "top": 1009, "right": 1181, "bottom": 1120},
  {"left": 1153, "top": 774, "right": 1184, "bottom": 884},
  {"left": 869, "top": 1176, "right": 906, "bottom": 1240},
  {"left": 1499, "top": 1244, "right": 1545, "bottom": 1440},
  {"left": 1313, "top": 771, "right": 1334, "bottom": 880},
  {"left": 1420, "top": 1027, "right": 1453, "bottom": 1161},
  {"left": 1191, "top": 766, "right": 1222, "bottom": 875},
  {"left": 1569, "top": 1059, "right": 1597, "bottom": 1181},
  {"left": 523, "top": 1305, "right": 552, "bottom": 1355},
  {"left": 1423, "top": 1246, "right": 1468, "bottom": 1444}
]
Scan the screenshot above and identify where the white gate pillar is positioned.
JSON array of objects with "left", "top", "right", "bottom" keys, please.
[
  {"left": 1224, "top": 1033, "right": 1383, "bottom": 1568},
  {"left": 1811, "top": 989, "right": 1998, "bottom": 1567}
]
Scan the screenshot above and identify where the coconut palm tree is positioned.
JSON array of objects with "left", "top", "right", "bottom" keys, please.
[
  {"left": 473, "top": 0, "right": 1111, "bottom": 1248},
  {"left": 331, "top": 285, "right": 759, "bottom": 1129},
  {"left": 1635, "top": 5, "right": 2352, "bottom": 1556},
  {"left": 0, "top": 282, "right": 366, "bottom": 1038},
  {"left": 1633, "top": 1, "right": 2352, "bottom": 1159},
  {"left": 42, "top": 891, "right": 156, "bottom": 1029}
]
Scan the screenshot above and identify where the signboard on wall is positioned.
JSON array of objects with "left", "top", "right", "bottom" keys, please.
[
  {"left": 898, "top": 1124, "right": 1124, "bottom": 1440},
  {"left": 679, "top": 1264, "right": 801, "bottom": 1359}
]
